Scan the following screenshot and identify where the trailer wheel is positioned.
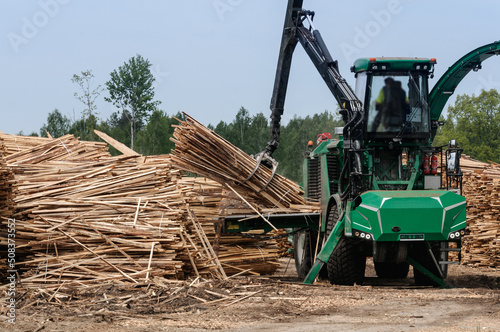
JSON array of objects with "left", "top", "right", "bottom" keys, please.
[
  {"left": 326, "top": 208, "right": 366, "bottom": 285},
  {"left": 293, "top": 229, "right": 328, "bottom": 280},
  {"left": 293, "top": 230, "right": 315, "bottom": 280}
]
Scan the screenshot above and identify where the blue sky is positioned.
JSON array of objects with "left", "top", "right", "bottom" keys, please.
[{"left": 1, "top": 0, "right": 499, "bottom": 136}]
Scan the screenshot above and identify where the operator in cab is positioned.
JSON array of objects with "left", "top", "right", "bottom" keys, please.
[{"left": 371, "top": 77, "right": 409, "bottom": 132}]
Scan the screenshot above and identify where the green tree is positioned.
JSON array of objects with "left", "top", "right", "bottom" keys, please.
[
  {"left": 101, "top": 111, "right": 131, "bottom": 155},
  {"left": 69, "top": 113, "right": 99, "bottom": 141},
  {"left": 246, "top": 112, "right": 269, "bottom": 154},
  {"left": 40, "top": 109, "right": 71, "bottom": 138},
  {"left": 16, "top": 130, "right": 39, "bottom": 137},
  {"left": 71, "top": 70, "right": 104, "bottom": 141},
  {"left": 434, "top": 89, "right": 500, "bottom": 162},
  {"left": 275, "top": 110, "right": 343, "bottom": 182},
  {"left": 211, "top": 109, "right": 269, "bottom": 155},
  {"left": 135, "top": 110, "right": 181, "bottom": 155},
  {"left": 232, "top": 107, "right": 252, "bottom": 150},
  {"left": 105, "top": 54, "right": 161, "bottom": 150}
]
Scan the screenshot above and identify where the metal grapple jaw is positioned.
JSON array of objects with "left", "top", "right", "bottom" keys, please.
[{"left": 246, "top": 150, "right": 279, "bottom": 193}]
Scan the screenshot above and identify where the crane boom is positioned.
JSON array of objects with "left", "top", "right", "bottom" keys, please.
[
  {"left": 267, "top": 0, "right": 363, "bottom": 155},
  {"left": 266, "top": 0, "right": 365, "bottom": 199}
]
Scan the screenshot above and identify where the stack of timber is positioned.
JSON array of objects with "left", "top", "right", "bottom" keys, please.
[
  {"left": 0, "top": 155, "right": 14, "bottom": 219},
  {"left": 177, "top": 177, "right": 286, "bottom": 276},
  {"left": 3, "top": 152, "right": 190, "bottom": 288},
  {"left": 0, "top": 133, "right": 110, "bottom": 161},
  {"left": 0, "top": 129, "right": 309, "bottom": 289},
  {"left": 0, "top": 155, "right": 15, "bottom": 277},
  {"left": 170, "top": 113, "right": 306, "bottom": 209},
  {"left": 460, "top": 156, "right": 500, "bottom": 269}
]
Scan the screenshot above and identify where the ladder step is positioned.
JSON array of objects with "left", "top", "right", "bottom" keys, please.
[
  {"left": 440, "top": 248, "right": 461, "bottom": 252},
  {"left": 439, "top": 261, "right": 460, "bottom": 265}
]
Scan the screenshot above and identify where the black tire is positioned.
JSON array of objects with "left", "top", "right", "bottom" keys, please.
[
  {"left": 411, "top": 242, "right": 446, "bottom": 286},
  {"left": 325, "top": 207, "right": 366, "bottom": 285},
  {"left": 293, "top": 229, "right": 328, "bottom": 280},
  {"left": 373, "top": 242, "right": 409, "bottom": 279},
  {"left": 293, "top": 230, "right": 315, "bottom": 280},
  {"left": 327, "top": 237, "right": 366, "bottom": 285},
  {"left": 374, "top": 262, "right": 410, "bottom": 279}
]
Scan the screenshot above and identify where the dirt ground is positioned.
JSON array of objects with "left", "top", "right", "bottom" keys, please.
[{"left": 2, "top": 259, "right": 500, "bottom": 332}]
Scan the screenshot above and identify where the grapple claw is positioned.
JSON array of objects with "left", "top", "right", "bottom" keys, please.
[{"left": 245, "top": 151, "right": 279, "bottom": 193}]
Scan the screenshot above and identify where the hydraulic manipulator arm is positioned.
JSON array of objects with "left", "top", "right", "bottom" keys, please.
[
  {"left": 265, "top": 0, "right": 364, "bottom": 154},
  {"left": 262, "top": 0, "right": 365, "bottom": 199}
]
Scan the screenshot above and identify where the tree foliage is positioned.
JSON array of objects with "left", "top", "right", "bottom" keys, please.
[
  {"left": 434, "top": 89, "right": 500, "bottom": 162},
  {"left": 40, "top": 109, "right": 71, "bottom": 138},
  {"left": 273, "top": 110, "right": 343, "bottom": 181},
  {"left": 105, "top": 54, "right": 161, "bottom": 150},
  {"left": 135, "top": 110, "right": 183, "bottom": 155},
  {"left": 71, "top": 70, "right": 104, "bottom": 140}
]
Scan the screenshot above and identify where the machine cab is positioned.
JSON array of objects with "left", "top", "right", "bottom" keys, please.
[{"left": 352, "top": 57, "right": 436, "bottom": 141}]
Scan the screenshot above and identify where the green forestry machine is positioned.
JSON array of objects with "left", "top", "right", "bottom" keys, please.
[{"left": 224, "top": 0, "right": 500, "bottom": 287}]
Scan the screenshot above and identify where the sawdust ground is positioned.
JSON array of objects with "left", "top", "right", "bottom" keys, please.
[{"left": 2, "top": 259, "right": 500, "bottom": 332}]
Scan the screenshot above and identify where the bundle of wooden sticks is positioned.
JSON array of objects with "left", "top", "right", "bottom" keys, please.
[
  {"left": 0, "top": 129, "right": 313, "bottom": 289},
  {"left": 460, "top": 156, "right": 500, "bottom": 269}
]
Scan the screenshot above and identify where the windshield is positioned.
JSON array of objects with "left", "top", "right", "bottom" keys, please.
[{"left": 366, "top": 72, "right": 429, "bottom": 136}]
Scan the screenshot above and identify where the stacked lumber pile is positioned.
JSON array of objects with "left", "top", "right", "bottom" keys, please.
[
  {"left": 0, "top": 156, "right": 15, "bottom": 276},
  {"left": 460, "top": 156, "right": 500, "bottom": 269},
  {"left": 0, "top": 155, "right": 14, "bottom": 219},
  {"left": 0, "top": 127, "right": 310, "bottom": 289},
  {"left": 0, "top": 133, "right": 109, "bottom": 161},
  {"left": 178, "top": 177, "right": 285, "bottom": 276},
  {"left": 0, "top": 133, "right": 52, "bottom": 155},
  {"left": 170, "top": 113, "right": 306, "bottom": 209},
  {"left": 8, "top": 157, "right": 192, "bottom": 288}
]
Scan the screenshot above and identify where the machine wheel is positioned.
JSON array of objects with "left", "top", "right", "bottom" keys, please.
[
  {"left": 293, "top": 230, "right": 315, "bottom": 280},
  {"left": 293, "top": 229, "right": 328, "bottom": 280},
  {"left": 411, "top": 242, "right": 447, "bottom": 286},
  {"left": 373, "top": 242, "right": 409, "bottom": 279},
  {"left": 374, "top": 262, "right": 409, "bottom": 279},
  {"left": 325, "top": 207, "right": 366, "bottom": 285}
]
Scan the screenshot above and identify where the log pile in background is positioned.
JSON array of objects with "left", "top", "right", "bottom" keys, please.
[{"left": 461, "top": 156, "right": 500, "bottom": 269}]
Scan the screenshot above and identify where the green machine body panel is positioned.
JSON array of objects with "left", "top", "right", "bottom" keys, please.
[{"left": 349, "top": 190, "right": 466, "bottom": 241}]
